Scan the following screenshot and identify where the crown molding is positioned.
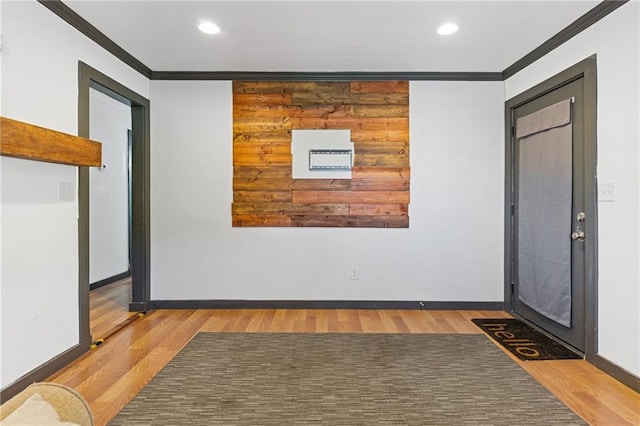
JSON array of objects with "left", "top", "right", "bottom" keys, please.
[
  {"left": 39, "top": 0, "right": 628, "bottom": 82},
  {"left": 37, "top": 0, "right": 152, "bottom": 79},
  {"left": 502, "top": 0, "right": 628, "bottom": 79},
  {"left": 151, "top": 71, "right": 503, "bottom": 81}
]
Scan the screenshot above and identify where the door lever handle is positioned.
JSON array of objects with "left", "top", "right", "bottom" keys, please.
[{"left": 571, "top": 230, "right": 585, "bottom": 241}]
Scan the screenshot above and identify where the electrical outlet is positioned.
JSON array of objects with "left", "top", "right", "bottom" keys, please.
[
  {"left": 350, "top": 267, "right": 359, "bottom": 280},
  {"left": 598, "top": 182, "right": 615, "bottom": 202}
]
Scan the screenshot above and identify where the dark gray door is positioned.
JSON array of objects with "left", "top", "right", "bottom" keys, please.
[{"left": 511, "top": 77, "right": 586, "bottom": 352}]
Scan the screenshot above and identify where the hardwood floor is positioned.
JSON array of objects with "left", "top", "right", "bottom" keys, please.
[
  {"left": 89, "top": 278, "right": 136, "bottom": 341},
  {"left": 48, "top": 308, "right": 639, "bottom": 426}
]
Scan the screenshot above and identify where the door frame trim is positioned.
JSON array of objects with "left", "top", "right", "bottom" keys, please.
[
  {"left": 504, "top": 56, "right": 598, "bottom": 362},
  {"left": 78, "top": 62, "right": 151, "bottom": 346}
]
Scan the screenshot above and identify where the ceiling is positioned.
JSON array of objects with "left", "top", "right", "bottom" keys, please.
[{"left": 62, "top": 0, "right": 602, "bottom": 73}]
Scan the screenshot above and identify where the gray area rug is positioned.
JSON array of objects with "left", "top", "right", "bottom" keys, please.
[{"left": 109, "top": 333, "right": 584, "bottom": 425}]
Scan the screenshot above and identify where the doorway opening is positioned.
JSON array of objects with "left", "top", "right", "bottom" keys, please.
[
  {"left": 87, "top": 88, "right": 132, "bottom": 339},
  {"left": 504, "top": 56, "right": 598, "bottom": 362},
  {"left": 78, "top": 62, "right": 150, "bottom": 348}
]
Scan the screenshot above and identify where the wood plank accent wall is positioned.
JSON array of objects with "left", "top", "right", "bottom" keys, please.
[
  {"left": 232, "top": 81, "right": 409, "bottom": 228},
  {"left": 1, "top": 116, "right": 102, "bottom": 167}
]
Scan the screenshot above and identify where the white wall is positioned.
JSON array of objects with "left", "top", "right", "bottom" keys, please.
[
  {"left": 89, "top": 89, "right": 131, "bottom": 284},
  {"left": 0, "top": 1, "right": 149, "bottom": 389},
  {"left": 150, "top": 81, "right": 504, "bottom": 302},
  {"left": 505, "top": 2, "right": 640, "bottom": 376}
]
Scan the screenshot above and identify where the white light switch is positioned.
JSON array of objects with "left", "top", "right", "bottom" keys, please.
[
  {"left": 598, "top": 182, "right": 616, "bottom": 202},
  {"left": 58, "top": 182, "right": 75, "bottom": 201}
]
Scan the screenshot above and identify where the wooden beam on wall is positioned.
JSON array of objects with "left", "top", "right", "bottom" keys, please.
[{"left": 1, "top": 116, "right": 102, "bottom": 167}]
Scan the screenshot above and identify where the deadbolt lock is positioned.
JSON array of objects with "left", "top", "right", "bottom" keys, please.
[{"left": 577, "top": 212, "right": 586, "bottom": 222}]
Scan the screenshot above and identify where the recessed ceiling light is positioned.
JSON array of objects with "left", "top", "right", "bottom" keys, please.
[
  {"left": 198, "top": 21, "right": 221, "bottom": 35},
  {"left": 437, "top": 22, "right": 459, "bottom": 36}
]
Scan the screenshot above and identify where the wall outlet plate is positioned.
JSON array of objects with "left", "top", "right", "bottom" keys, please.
[{"left": 350, "top": 267, "right": 359, "bottom": 280}]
